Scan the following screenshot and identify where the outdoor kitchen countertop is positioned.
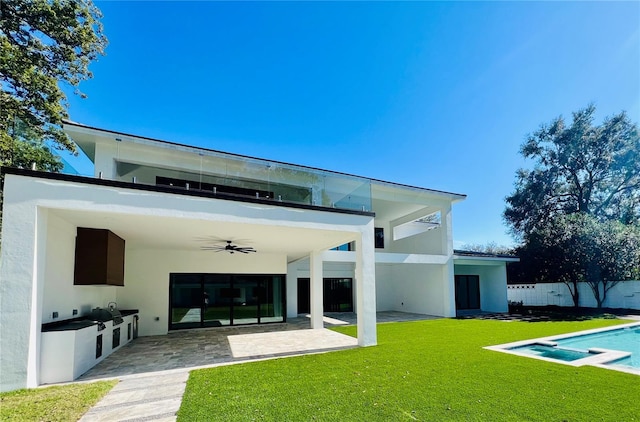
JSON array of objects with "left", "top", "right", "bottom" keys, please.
[
  {"left": 42, "top": 319, "right": 97, "bottom": 332},
  {"left": 41, "top": 310, "right": 138, "bottom": 332}
]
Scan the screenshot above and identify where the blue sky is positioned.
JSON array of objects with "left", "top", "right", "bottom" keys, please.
[{"left": 63, "top": 1, "right": 640, "bottom": 248}]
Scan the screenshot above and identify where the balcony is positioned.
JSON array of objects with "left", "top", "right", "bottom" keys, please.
[{"left": 56, "top": 124, "right": 374, "bottom": 213}]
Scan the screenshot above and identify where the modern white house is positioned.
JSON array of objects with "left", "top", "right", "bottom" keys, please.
[{"left": 0, "top": 121, "right": 517, "bottom": 392}]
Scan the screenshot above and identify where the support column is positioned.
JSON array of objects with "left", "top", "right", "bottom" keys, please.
[
  {"left": 442, "top": 257, "right": 456, "bottom": 317},
  {"left": 440, "top": 203, "right": 457, "bottom": 317},
  {"left": 309, "top": 251, "right": 324, "bottom": 329},
  {"left": 286, "top": 261, "right": 299, "bottom": 318},
  {"left": 0, "top": 176, "right": 43, "bottom": 391},
  {"left": 356, "top": 221, "right": 377, "bottom": 346}
]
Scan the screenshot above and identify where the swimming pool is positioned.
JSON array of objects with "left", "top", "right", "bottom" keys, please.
[{"left": 486, "top": 322, "right": 640, "bottom": 375}]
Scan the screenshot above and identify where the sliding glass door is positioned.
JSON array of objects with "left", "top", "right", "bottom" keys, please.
[
  {"left": 296, "top": 278, "right": 354, "bottom": 313},
  {"left": 203, "top": 274, "right": 232, "bottom": 327},
  {"left": 170, "top": 273, "right": 285, "bottom": 330},
  {"left": 170, "top": 274, "right": 204, "bottom": 329}
]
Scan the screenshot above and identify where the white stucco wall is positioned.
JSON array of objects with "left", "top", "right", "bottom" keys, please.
[
  {"left": 122, "top": 249, "right": 286, "bottom": 336},
  {"left": 389, "top": 231, "right": 442, "bottom": 255},
  {"left": 454, "top": 264, "right": 508, "bottom": 313},
  {"left": 0, "top": 176, "right": 41, "bottom": 391},
  {"left": 42, "top": 213, "right": 118, "bottom": 323},
  {"left": 388, "top": 203, "right": 452, "bottom": 256},
  {"left": 290, "top": 258, "right": 458, "bottom": 318},
  {"left": 374, "top": 264, "right": 448, "bottom": 316},
  {"left": 507, "top": 280, "right": 640, "bottom": 309},
  {"left": 374, "top": 264, "right": 394, "bottom": 312}
]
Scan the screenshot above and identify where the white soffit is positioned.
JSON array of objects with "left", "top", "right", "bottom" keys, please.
[
  {"left": 47, "top": 208, "right": 358, "bottom": 262},
  {"left": 393, "top": 211, "right": 441, "bottom": 241}
]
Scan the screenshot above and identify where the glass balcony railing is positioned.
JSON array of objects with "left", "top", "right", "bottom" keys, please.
[{"left": 52, "top": 135, "right": 373, "bottom": 213}]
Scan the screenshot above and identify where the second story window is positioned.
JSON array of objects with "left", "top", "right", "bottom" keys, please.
[{"left": 375, "top": 228, "right": 384, "bottom": 249}]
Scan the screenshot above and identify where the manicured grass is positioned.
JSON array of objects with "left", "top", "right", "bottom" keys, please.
[
  {"left": 178, "top": 318, "right": 638, "bottom": 421},
  {"left": 0, "top": 380, "right": 117, "bottom": 422}
]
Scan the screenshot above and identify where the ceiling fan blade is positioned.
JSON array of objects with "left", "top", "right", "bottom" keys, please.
[
  {"left": 201, "top": 240, "right": 256, "bottom": 254},
  {"left": 195, "top": 236, "right": 253, "bottom": 244}
]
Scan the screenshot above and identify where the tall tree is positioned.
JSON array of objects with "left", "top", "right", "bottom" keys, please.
[
  {"left": 515, "top": 214, "right": 640, "bottom": 308},
  {"left": 504, "top": 105, "right": 640, "bottom": 239},
  {"left": 0, "top": 0, "right": 107, "bottom": 163}
]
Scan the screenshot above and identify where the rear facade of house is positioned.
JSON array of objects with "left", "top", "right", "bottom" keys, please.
[{"left": 0, "top": 122, "right": 513, "bottom": 392}]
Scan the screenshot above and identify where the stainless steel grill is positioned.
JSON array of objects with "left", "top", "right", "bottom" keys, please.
[{"left": 87, "top": 306, "right": 123, "bottom": 325}]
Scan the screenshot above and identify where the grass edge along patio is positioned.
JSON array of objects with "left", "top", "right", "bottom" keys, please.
[{"left": 1, "top": 318, "right": 636, "bottom": 421}]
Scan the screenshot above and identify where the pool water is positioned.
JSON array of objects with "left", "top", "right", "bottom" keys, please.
[
  {"left": 504, "top": 323, "right": 640, "bottom": 372},
  {"left": 511, "top": 344, "right": 596, "bottom": 361},
  {"left": 555, "top": 325, "right": 640, "bottom": 370}
]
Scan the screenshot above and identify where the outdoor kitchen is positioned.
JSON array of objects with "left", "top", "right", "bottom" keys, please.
[
  {"left": 38, "top": 226, "right": 139, "bottom": 384},
  {"left": 40, "top": 303, "right": 139, "bottom": 384}
]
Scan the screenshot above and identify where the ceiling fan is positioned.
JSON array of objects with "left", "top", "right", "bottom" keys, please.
[{"left": 201, "top": 240, "right": 257, "bottom": 254}]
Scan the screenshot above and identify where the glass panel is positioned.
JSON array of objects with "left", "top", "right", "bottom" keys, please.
[
  {"left": 232, "top": 276, "right": 259, "bottom": 325},
  {"left": 374, "top": 228, "right": 384, "bottom": 249},
  {"left": 323, "top": 278, "right": 353, "bottom": 312},
  {"left": 297, "top": 278, "right": 311, "bottom": 314},
  {"left": 323, "top": 173, "right": 372, "bottom": 211},
  {"left": 112, "top": 144, "right": 373, "bottom": 212},
  {"left": 260, "top": 276, "right": 285, "bottom": 323},
  {"left": 170, "top": 273, "right": 286, "bottom": 329},
  {"left": 170, "top": 274, "right": 202, "bottom": 329},
  {"left": 203, "top": 274, "right": 231, "bottom": 327}
]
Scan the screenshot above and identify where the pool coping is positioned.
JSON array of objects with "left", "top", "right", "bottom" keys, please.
[{"left": 484, "top": 321, "right": 640, "bottom": 376}]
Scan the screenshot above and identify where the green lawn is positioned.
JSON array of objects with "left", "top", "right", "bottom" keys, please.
[
  {"left": 178, "top": 318, "right": 638, "bottom": 421},
  {"left": 0, "top": 380, "right": 117, "bottom": 422}
]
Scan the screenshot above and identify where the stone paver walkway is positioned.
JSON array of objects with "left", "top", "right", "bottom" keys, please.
[
  {"left": 76, "top": 311, "right": 438, "bottom": 421},
  {"left": 80, "top": 371, "right": 188, "bottom": 422}
]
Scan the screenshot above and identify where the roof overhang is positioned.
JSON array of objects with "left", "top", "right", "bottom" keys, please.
[
  {"left": 453, "top": 250, "right": 519, "bottom": 266},
  {"left": 62, "top": 121, "right": 467, "bottom": 206},
  {"left": 2, "top": 168, "right": 375, "bottom": 263}
]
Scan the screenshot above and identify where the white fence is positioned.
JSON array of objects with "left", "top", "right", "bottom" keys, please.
[{"left": 507, "top": 280, "right": 640, "bottom": 310}]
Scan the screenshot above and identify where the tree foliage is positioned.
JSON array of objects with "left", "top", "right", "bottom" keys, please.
[
  {"left": 505, "top": 106, "right": 640, "bottom": 308},
  {"left": 458, "top": 242, "right": 514, "bottom": 256},
  {"left": 504, "top": 105, "right": 640, "bottom": 239},
  {"left": 0, "top": 0, "right": 107, "bottom": 162},
  {"left": 512, "top": 214, "right": 640, "bottom": 308}
]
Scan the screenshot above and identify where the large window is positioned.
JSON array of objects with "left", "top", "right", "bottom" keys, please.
[
  {"left": 170, "top": 273, "right": 285, "bottom": 330},
  {"left": 374, "top": 227, "right": 384, "bottom": 249},
  {"left": 297, "top": 278, "right": 353, "bottom": 313}
]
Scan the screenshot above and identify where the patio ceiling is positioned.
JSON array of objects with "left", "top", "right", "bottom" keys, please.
[{"left": 49, "top": 208, "right": 357, "bottom": 262}]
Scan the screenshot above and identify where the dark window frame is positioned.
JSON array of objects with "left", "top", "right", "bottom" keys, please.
[
  {"left": 374, "top": 227, "right": 384, "bottom": 249},
  {"left": 169, "top": 273, "right": 286, "bottom": 330},
  {"left": 297, "top": 277, "right": 354, "bottom": 313}
]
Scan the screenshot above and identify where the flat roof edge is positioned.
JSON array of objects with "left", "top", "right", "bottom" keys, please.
[
  {"left": 1, "top": 167, "right": 376, "bottom": 218},
  {"left": 454, "top": 249, "right": 519, "bottom": 261},
  {"left": 62, "top": 121, "right": 467, "bottom": 200}
]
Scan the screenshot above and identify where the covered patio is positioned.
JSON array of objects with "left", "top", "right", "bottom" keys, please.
[{"left": 77, "top": 311, "right": 438, "bottom": 382}]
